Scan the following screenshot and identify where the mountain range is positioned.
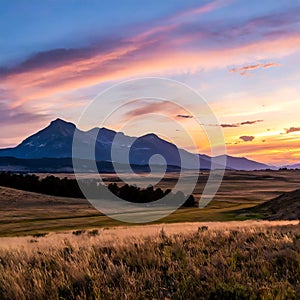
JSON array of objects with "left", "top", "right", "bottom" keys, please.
[{"left": 0, "top": 118, "right": 273, "bottom": 172}]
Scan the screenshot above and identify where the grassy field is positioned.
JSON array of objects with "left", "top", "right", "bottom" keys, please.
[
  {"left": 0, "top": 170, "right": 300, "bottom": 236},
  {"left": 1, "top": 170, "right": 300, "bottom": 299},
  {"left": 0, "top": 221, "right": 299, "bottom": 299}
]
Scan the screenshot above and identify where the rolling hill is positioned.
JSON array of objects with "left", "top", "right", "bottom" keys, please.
[{"left": 243, "top": 189, "right": 300, "bottom": 220}]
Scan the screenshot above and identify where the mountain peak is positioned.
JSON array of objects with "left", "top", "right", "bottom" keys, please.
[
  {"left": 142, "top": 133, "right": 159, "bottom": 139},
  {"left": 51, "top": 118, "right": 64, "bottom": 123},
  {"left": 48, "top": 119, "right": 76, "bottom": 133},
  {"left": 42, "top": 118, "right": 76, "bottom": 139},
  {"left": 50, "top": 118, "right": 74, "bottom": 126}
]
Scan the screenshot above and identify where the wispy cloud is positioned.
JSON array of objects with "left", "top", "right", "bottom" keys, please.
[
  {"left": 117, "top": 101, "right": 197, "bottom": 125},
  {"left": 229, "top": 62, "right": 280, "bottom": 75},
  {"left": 220, "top": 123, "right": 239, "bottom": 128},
  {"left": 172, "top": 0, "right": 232, "bottom": 21},
  {"left": 122, "top": 101, "right": 180, "bottom": 121},
  {"left": 0, "top": 102, "right": 49, "bottom": 148},
  {"left": 0, "top": 3, "right": 299, "bottom": 109},
  {"left": 0, "top": 102, "right": 48, "bottom": 125},
  {"left": 240, "top": 120, "right": 263, "bottom": 125},
  {"left": 220, "top": 120, "right": 263, "bottom": 128}
]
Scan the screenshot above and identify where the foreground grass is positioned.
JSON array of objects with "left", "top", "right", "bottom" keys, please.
[{"left": 1, "top": 223, "right": 300, "bottom": 299}]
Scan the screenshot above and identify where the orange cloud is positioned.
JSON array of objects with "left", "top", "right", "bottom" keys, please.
[
  {"left": 224, "top": 134, "right": 300, "bottom": 165},
  {"left": 229, "top": 62, "right": 280, "bottom": 75}
]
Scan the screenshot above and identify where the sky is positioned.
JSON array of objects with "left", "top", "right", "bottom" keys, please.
[{"left": 1, "top": 0, "right": 300, "bottom": 165}]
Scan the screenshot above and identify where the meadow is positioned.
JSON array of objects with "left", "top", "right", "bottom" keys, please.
[
  {"left": 0, "top": 221, "right": 299, "bottom": 299},
  {"left": 0, "top": 170, "right": 300, "bottom": 236},
  {"left": 0, "top": 170, "right": 300, "bottom": 299}
]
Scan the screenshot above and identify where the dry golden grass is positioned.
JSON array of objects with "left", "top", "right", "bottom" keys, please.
[
  {"left": 0, "top": 221, "right": 300, "bottom": 299},
  {"left": 0, "top": 220, "right": 298, "bottom": 251}
]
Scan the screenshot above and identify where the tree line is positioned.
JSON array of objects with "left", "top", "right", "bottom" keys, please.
[{"left": 0, "top": 172, "right": 196, "bottom": 207}]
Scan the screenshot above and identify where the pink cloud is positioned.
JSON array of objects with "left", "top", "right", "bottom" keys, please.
[
  {"left": 3, "top": 33, "right": 299, "bottom": 110},
  {"left": 229, "top": 62, "right": 281, "bottom": 75},
  {"left": 121, "top": 101, "right": 190, "bottom": 122},
  {"left": 1, "top": 3, "right": 300, "bottom": 109}
]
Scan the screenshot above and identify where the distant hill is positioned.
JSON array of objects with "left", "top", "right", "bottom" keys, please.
[
  {"left": 215, "top": 154, "right": 270, "bottom": 171},
  {"left": 0, "top": 118, "right": 272, "bottom": 171},
  {"left": 284, "top": 163, "right": 300, "bottom": 169},
  {"left": 243, "top": 189, "right": 300, "bottom": 220}
]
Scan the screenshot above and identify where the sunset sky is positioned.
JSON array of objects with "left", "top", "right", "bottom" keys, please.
[{"left": 1, "top": 0, "right": 300, "bottom": 165}]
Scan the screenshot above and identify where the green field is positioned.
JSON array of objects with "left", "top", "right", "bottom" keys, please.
[{"left": 0, "top": 170, "right": 300, "bottom": 236}]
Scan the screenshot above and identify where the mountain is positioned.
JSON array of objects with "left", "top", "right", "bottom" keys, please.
[
  {"left": 215, "top": 155, "right": 270, "bottom": 171},
  {"left": 0, "top": 118, "right": 272, "bottom": 171},
  {"left": 242, "top": 189, "right": 300, "bottom": 220},
  {"left": 0, "top": 119, "right": 76, "bottom": 159},
  {"left": 284, "top": 163, "right": 300, "bottom": 169}
]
